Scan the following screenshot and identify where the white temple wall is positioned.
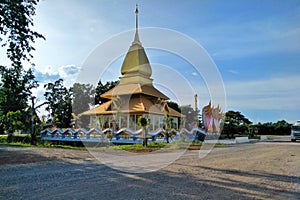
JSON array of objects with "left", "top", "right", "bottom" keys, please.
[{"left": 89, "top": 114, "right": 179, "bottom": 131}]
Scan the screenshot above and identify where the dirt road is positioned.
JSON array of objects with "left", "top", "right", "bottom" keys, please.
[{"left": 0, "top": 140, "right": 299, "bottom": 199}]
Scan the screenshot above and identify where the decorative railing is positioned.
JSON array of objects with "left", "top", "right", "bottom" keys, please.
[{"left": 40, "top": 127, "right": 211, "bottom": 144}]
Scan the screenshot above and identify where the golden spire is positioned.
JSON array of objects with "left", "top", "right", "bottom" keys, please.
[
  {"left": 120, "top": 3, "right": 152, "bottom": 84},
  {"left": 135, "top": 4, "right": 138, "bottom": 31},
  {"left": 133, "top": 4, "right": 140, "bottom": 44}
]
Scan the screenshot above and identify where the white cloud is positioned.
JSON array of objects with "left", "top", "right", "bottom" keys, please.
[
  {"left": 33, "top": 64, "right": 80, "bottom": 99},
  {"left": 58, "top": 65, "right": 79, "bottom": 77},
  {"left": 225, "top": 75, "right": 300, "bottom": 110},
  {"left": 228, "top": 69, "right": 239, "bottom": 75},
  {"left": 34, "top": 64, "right": 80, "bottom": 87},
  {"left": 191, "top": 72, "right": 198, "bottom": 76},
  {"left": 32, "top": 64, "right": 81, "bottom": 117}
]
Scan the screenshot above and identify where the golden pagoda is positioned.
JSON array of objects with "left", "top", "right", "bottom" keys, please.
[{"left": 80, "top": 5, "right": 182, "bottom": 130}]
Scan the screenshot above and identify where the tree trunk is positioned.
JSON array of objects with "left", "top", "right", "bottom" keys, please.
[
  {"left": 166, "top": 132, "right": 169, "bottom": 143},
  {"left": 142, "top": 127, "right": 148, "bottom": 146},
  {"left": 7, "top": 132, "right": 13, "bottom": 143},
  {"left": 31, "top": 133, "right": 36, "bottom": 145}
]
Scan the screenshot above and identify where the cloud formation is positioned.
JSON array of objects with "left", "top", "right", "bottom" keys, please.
[
  {"left": 32, "top": 64, "right": 80, "bottom": 102},
  {"left": 226, "top": 75, "right": 300, "bottom": 110}
]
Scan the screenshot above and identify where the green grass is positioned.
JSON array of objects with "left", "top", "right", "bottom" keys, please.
[
  {"left": 110, "top": 142, "right": 169, "bottom": 152},
  {"left": 0, "top": 135, "right": 227, "bottom": 152}
]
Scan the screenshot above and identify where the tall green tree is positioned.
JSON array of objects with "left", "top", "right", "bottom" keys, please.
[
  {"left": 0, "top": 67, "right": 38, "bottom": 139},
  {"left": 71, "top": 83, "right": 94, "bottom": 128},
  {"left": 0, "top": 0, "right": 44, "bottom": 141},
  {"left": 94, "top": 80, "right": 118, "bottom": 105},
  {"left": 0, "top": 0, "right": 45, "bottom": 68},
  {"left": 44, "top": 79, "right": 72, "bottom": 128}
]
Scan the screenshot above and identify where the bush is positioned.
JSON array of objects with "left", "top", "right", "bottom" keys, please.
[
  {"left": 11, "top": 134, "right": 30, "bottom": 143},
  {"left": 0, "top": 134, "right": 31, "bottom": 144},
  {"left": 0, "top": 135, "right": 8, "bottom": 143}
]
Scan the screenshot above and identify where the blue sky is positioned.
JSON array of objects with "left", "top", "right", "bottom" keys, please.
[{"left": 1, "top": 0, "right": 300, "bottom": 123}]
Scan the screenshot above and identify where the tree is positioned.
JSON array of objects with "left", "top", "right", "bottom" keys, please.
[
  {"left": 255, "top": 120, "right": 291, "bottom": 135},
  {"left": 0, "top": 0, "right": 44, "bottom": 142},
  {"left": 0, "top": 67, "right": 38, "bottom": 139},
  {"left": 222, "top": 110, "right": 252, "bottom": 138},
  {"left": 162, "top": 115, "right": 174, "bottom": 143},
  {"left": 0, "top": 0, "right": 45, "bottom": 68},
  {"left": 44, "top": 79, "right": 72, "bottom": 128},
  {"left": 94, "top": 80, "right": 118, "bottom": 105},
  {"left": 71, "top": 83, "right": 94, "bottom": 128},
  {"left": 138, "top": 116, "right": 148, "bottom": 146},
  {"left": 29, "top": 96, "right": 48, "bottom": 145},
  {"left": 167, "top": 101, "right": 181, "bottom": 113},
  {"left": 1, "top": 110, "right": 25, "bottom": 141},
  {"left": 274, "top": 120, "right": 291, "bottom": 135},
  {"left": 72, "top": 83, "right": 94, "bottom": 115},
  {"left": 224, "top": 110, "right": 252, "bottom": 126},
  {"left": 180, "top": 105, "right": 198, "bottom": 129}
]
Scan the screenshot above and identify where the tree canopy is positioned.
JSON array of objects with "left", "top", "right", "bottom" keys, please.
[
  {"left": 0, "top": 66, "right": 38, "bottom": 134},
  {"left": 222, "top": 110, "right": 252, "bottom": 138},
  {"left": 167, "top": 101, "right": 181, "bottom": 113},
  {"left": 71, "top": 83, "right": 94, "bottom": 115},
  {"left": 0, "top": 0, "right": 45, "bottom": 68},
  {"left": 44, "top": 79, "right": 72, "bottom": 128},
  {"left": 0, "top": 0, "right": 44, "bottom": 139},
  {"left": 224, "top": 110, "right": 252, "bottom": 126},
  {"left": 180, "top": 104, "right": 200, "bottom": 129}
]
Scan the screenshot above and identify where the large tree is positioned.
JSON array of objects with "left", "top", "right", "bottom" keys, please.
[
  {"left": 0, "top": 0, "right": 44, "bottom": 140},
  {"left": 71, "top": 83, "right": 94, "bottom": 128},
  {"left": 222, "top": 110, "right": 252, "bottom": 138},
  {"left": 44, "top": 79, "right": 72, "bottom": 128},
  {"left": 0, "top": 68, "right": 39, "bottom": 143},
  {"left": 180, "top": 105, "right": 199, "bottom": 129},
  {"left": 0, "top": 67, "right": 38, "bottom": 136},
  {"left": 71, "top": 83, "right": 94, "bottom": 115}
]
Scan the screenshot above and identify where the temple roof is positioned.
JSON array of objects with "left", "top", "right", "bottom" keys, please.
[
  {"left": 80, "top": 95, "right": 182, "bottom": 117},
  {"left": 101, "top": 83, "right": 169, "bottom": 100}
]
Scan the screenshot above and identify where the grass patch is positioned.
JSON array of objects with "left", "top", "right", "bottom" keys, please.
[
  {"left": 0, "top": 135, "right": 227, "bottom": 152},
  {"left": 111, "top": 142, "right": 169, "bottom": 152},
  {"left": 105, "top": 141, "right": 197, "bottom": 153}
]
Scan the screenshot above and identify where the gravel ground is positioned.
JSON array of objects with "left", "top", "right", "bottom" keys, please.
[{"left": 0, "top": 140, "right": 299, "bottom": 200}]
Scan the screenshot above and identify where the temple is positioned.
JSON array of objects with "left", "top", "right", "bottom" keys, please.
[{"left": 80, "top": 5, "right": 182, "bottom": 131}]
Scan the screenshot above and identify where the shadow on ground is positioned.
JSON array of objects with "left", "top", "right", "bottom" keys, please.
[{"left": 0, "top": 159, "right": 298, "bottom": 199}]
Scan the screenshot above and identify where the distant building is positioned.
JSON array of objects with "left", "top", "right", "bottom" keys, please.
[{"left": 80, "top": 5, "right": 182, "bottom": 131}]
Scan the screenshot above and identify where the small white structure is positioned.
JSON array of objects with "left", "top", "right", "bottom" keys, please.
[
  {"left": 260, "top": 135, "right": 268, "bottom": 141},
  {"left": 235, "top": 137, "right": 249, "bottom": 143}
]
